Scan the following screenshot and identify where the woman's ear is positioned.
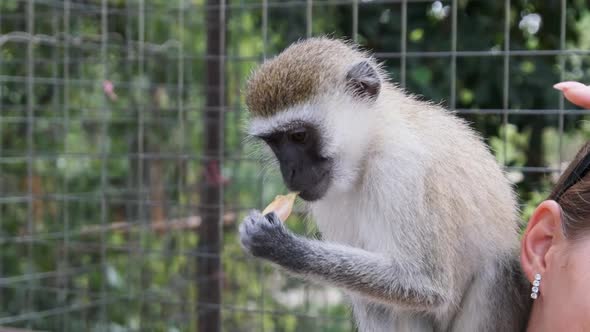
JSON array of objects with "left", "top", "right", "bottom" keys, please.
[{"left": 520, "top": 200, "right": 563, "bottom": 282}]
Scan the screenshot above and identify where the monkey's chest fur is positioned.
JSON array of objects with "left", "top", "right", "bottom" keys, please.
[
  {"left": 311, "top": 185, "right": 427, "bottom": 253},
  {"left": 311, "top": 192, "right": 442, "bottom": 331},
  {"left": 308, "top": 175, "right": 527, "bottom": 332},
  {"left": 316, "top": 193, "right": 423, "bottom": 291}
]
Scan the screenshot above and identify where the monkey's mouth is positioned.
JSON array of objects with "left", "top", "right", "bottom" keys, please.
[
  {"left": 298, "top": 189, "right": 321, "bottom": 201},
  {"left": 292, "top": 172, "right": 331, "bottom": 202}
]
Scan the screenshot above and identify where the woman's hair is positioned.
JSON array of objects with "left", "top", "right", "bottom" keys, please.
[{"left": 548, "top": 141, "right": 590, "bottom": 240}]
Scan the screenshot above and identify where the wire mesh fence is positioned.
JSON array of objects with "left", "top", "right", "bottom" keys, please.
[{"left": 0, "top": 0, "right": 589, "bottom": 331}]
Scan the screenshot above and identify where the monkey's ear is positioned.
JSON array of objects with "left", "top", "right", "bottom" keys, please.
[{"left": 345, "top": 61, "right": 381, "bottom": 101}]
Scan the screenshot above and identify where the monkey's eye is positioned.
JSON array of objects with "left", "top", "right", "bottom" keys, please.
[
  {"left": 258, "top": 133, "right": 279, "bottom": 145},
  {"left": 288, "top": 129, "right": 307, "bottom": 144}
]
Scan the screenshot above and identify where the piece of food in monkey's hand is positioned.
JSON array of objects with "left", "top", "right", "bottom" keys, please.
[{"left": 262, "top": 192, "right": 298, "bottom": 222}]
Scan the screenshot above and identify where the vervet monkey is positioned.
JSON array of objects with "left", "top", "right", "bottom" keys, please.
[{"left": 239, "top": 38, "right": 531, "bottom": 331}]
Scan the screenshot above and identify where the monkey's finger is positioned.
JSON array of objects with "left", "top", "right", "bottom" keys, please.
[
  {"left": 554, "top": 81, "right": 590, "bottom": 109},
  {"left": 239, "top": 237, "right": 254, "bottom": 255},
  {"left": 264, "top": 211, "right": 281, "bottom": 224},
  {"left": 240, "top": 210, "right": 259, "bottom": 235},
  {"left": 238, "top": 219, "right": 249, "bottom": 236},
  {"left": 238, "top": 224, "right": 251, "bottom": 250},
  {"left": 247, "top": 209, "right": 264, "bottom": 222}
]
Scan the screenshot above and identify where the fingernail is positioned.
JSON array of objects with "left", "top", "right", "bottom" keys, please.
[
  {"left": 564, "top": 87, "right": 590, "bottom": 100},
  {"left": 554, "top": 81, "right": 587, "bottom": 91}
]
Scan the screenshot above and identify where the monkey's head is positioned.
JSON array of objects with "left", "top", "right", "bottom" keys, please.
[{"left": 246, "top": 38, "right": 384, "bottom": 201}]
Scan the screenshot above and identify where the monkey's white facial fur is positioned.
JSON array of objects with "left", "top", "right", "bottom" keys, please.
[{"left": 316, "top": 93, "right": 378, "bottom": 195}]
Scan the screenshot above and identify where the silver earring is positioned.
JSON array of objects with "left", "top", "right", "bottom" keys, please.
[{"left": 531, "top": 273, "right": 541, "bottom": 299}]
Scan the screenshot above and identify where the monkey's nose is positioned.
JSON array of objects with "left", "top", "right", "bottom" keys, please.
[{"left": 284, "top": 167, "right": 304, "bottom": 191}]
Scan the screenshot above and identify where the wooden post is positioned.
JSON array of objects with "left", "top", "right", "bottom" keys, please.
[{"left": 197, "top": 0, "right": 225, "bottom": 331}]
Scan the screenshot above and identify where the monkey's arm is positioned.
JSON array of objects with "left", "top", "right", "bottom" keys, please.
[{"left": 239, "top": 210, "right": 450, "bottom": 310}]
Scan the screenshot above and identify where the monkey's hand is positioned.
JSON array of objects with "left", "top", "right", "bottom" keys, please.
[
  {"left": 239, "top": 210, "right": 307, "bottom": 270},
  {"left": 240, "top": 210, "right": 452, "bottom": 310}
]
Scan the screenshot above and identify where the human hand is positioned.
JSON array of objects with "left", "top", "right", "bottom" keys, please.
[{"left": 554, "top": 81, "right": 590, "bottom": 109}]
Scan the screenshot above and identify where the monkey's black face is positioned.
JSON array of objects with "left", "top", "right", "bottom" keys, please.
[{"left": 258, "top": 123, "right": 332, "bottom": 201}]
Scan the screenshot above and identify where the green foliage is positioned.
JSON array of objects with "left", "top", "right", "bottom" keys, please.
[{"left": 490, "top": 124, "right": 530, "bottom": 167}]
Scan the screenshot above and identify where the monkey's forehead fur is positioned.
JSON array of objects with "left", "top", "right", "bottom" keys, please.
[{"left": 245, "top": 37, "right": 380, "bottom": 118}]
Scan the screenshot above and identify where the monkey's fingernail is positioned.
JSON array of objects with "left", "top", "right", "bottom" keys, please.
[{"left": 554, "top": 81, "right": 587, "bottom": 92}]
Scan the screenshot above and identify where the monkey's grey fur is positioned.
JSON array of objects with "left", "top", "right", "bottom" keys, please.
[{"left": 240, "top": 38, "right": 531, "bottom": 331}]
